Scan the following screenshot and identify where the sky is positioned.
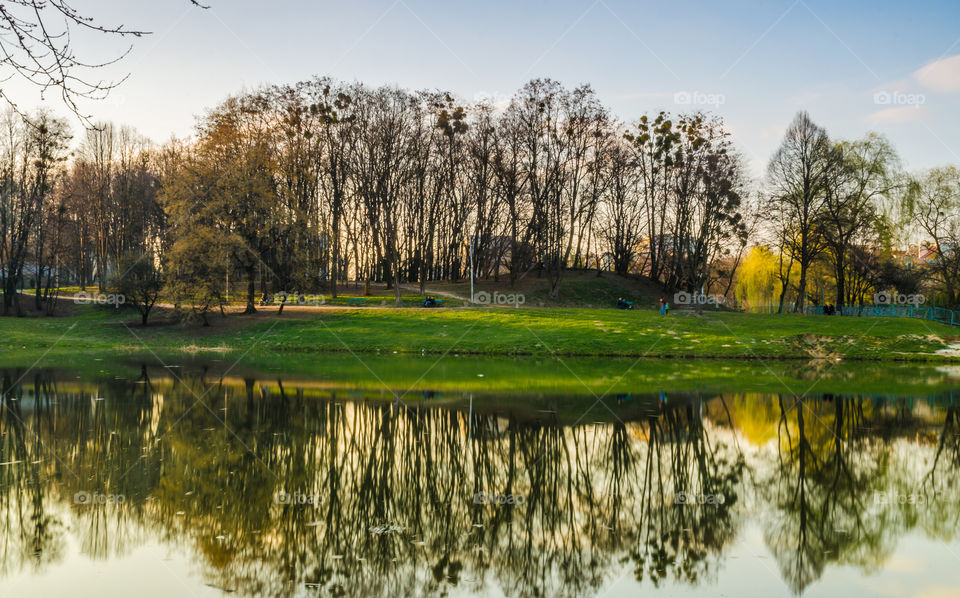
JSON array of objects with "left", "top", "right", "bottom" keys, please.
[{"left": 5, "top": 0, "right": 960, "bottom": 178}]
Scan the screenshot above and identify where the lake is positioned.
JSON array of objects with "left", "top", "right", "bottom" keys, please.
[{"left": 1, "top": 357, "right": 959, "bottom": 597}]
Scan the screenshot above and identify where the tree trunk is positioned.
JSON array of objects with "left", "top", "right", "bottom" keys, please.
[
  {"left": 794, "top": 267, "right": 807, "bottom": 313},
  {"left": 777, "top": 275, "right": 790, "bottom": 315},
  {"left": 834, "top": 252, "right": 846, "bottom": 310},
  {"left": 244, "top": 267, "right": 257, "bottom": 314}
]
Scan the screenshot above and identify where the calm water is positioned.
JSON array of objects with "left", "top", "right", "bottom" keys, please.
[{"left": 1, "top": 362, "right": 959, "bottom": 598}]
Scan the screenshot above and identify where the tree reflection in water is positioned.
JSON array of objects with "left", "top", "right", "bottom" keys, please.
[
  {"left": 0, "top": 367, "right": 958, "bottom": 597},
  {"left": 763, "top": 395, "right": 960, "bottom": 594}
]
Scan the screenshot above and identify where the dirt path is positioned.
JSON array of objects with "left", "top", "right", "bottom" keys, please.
[
  {"left": 398, "top": 285, "right": 467, "bottom": 301},
  {"left": 150, "top": 301, "right": 406, "bottom": 313}
]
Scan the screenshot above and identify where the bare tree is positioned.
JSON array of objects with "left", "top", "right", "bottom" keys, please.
[
  {"left": 0, "top": 107, "right": 69, "bottom": 315},
  {"left": 0, "top": 1, "right": 207, "bottom": 118},
  {"left": 766, "top": 112, "right": 835, "bottom": 312},
  {"left": 912, "top": 166, "right": 960, "bottom": 307},
  {"left": 597, "top": 139, "right": 643, "bottom": 275}
]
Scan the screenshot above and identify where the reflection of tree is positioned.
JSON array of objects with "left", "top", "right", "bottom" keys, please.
[
  {"left": 1, "top": 367, "right": 169, "bottom": 574},
  {"left": 920, "top": 405, "right": 960, "bottom": 542},
  {"left": 0, "top": 370, "right": 66, "bottom": 574},
  {"left": 765, "top": 396, "right": 958, "bottom": 595},
  {"left": 927, "top": 405, "right": 959, "bottom": 482},
  {"left": 628, "top": 396, "right": 744, "bottom": 588},
  {"left": 1, "top": 369, "right": 960, "bottom": 598},
  {"left": 769, "top": 398, "right": 857, "bottom": 593}
]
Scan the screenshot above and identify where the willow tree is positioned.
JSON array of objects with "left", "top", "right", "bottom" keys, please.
[
  {"left": 735, "top": 246, "right": 779, "bottom": 308},
  {"left": 822, "top": 134, "right": 900, "bottom": 308}
]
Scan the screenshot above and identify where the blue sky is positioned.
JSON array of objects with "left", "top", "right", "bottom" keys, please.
[{"left": 9, "top": 0, "right": 960, "bottom": 177}]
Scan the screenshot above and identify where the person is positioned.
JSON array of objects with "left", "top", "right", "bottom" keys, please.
[{"left": 659, "top": 297, "right": 669, "bottom": 315}]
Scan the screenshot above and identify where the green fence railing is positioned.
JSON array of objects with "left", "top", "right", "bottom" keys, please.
[{"left": 743, "top": 304, "right": 960, "bottom": 326}]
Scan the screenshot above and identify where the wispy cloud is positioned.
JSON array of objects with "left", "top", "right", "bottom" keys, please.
[
  {"left": 867, "top": 105, "right": 928, "bottom": 123},
  {"left": 914, "top": 54, "right": 960, "bottom": 93}
]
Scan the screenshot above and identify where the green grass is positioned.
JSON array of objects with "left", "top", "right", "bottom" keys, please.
[
  {"left": 1, "top": 304, "right": 958, "bottom": 362},
  {"left": 4, "top": 305, "right": 960, "bottom": 396},
  {"left": 4, "top": 347, "right": 960, "bottom": 398},
  {"left": 241, "top": 308, "right": 956, "bottom": 360}
]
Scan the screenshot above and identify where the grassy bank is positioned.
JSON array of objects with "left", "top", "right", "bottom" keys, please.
[
  {"left": 1, "top": 304, "right": 959, "bottom": 362},
  {"left": 5, "top": 350, "right": 960, "bottom": 398}
]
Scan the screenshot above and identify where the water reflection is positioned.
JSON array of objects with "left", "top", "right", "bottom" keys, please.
[{"left": 0, "top": 366, "right": 959, "bottom": 597}]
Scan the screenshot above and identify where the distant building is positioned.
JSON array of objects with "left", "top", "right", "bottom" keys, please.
[{"left": 899, "top": 242, "right": 938, "bottom": 268}]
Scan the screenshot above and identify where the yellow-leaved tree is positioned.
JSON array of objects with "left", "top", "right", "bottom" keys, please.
[{"left": 735, "top": 246, "right": 780, "bottom": 309}]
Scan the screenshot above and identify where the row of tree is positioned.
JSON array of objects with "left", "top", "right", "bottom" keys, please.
[
  {"left": 158, "top": 78, "right": 751, "bottom": 316},
  {"left": 760, "top": 112, "right": 960, "bottom": 312},
  {"left": 0, "top": 78, "right": 750, "bottom": 318},
  {"left": 0, "top": 112, "right": 162, "bottom": 316},
  {"left": 2, "top": 77, "right": 958, "bottom": 319}
]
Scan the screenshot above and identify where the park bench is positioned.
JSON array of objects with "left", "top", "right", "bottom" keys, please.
[
  {"left": 347, "top": 297, "right": 367, "bottom": 306},
  {"left": 422, "top": 296, "right": 443, "bottom": 308}
]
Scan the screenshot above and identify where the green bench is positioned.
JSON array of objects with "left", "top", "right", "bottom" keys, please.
[
  {"left": 423, "top": 296, "right": 443, "bottom": 308},
  {"left": 347, "top": 297, "right": 367, "bottom": 306}
]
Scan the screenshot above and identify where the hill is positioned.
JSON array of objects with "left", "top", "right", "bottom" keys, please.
[{"left": 415, "top": 269, "right": 673, "bottom": 309}]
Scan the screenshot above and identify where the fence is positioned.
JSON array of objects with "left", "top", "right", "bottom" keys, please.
[{"left": 744, "top": 304, "right": 960, "bottom": 326}]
